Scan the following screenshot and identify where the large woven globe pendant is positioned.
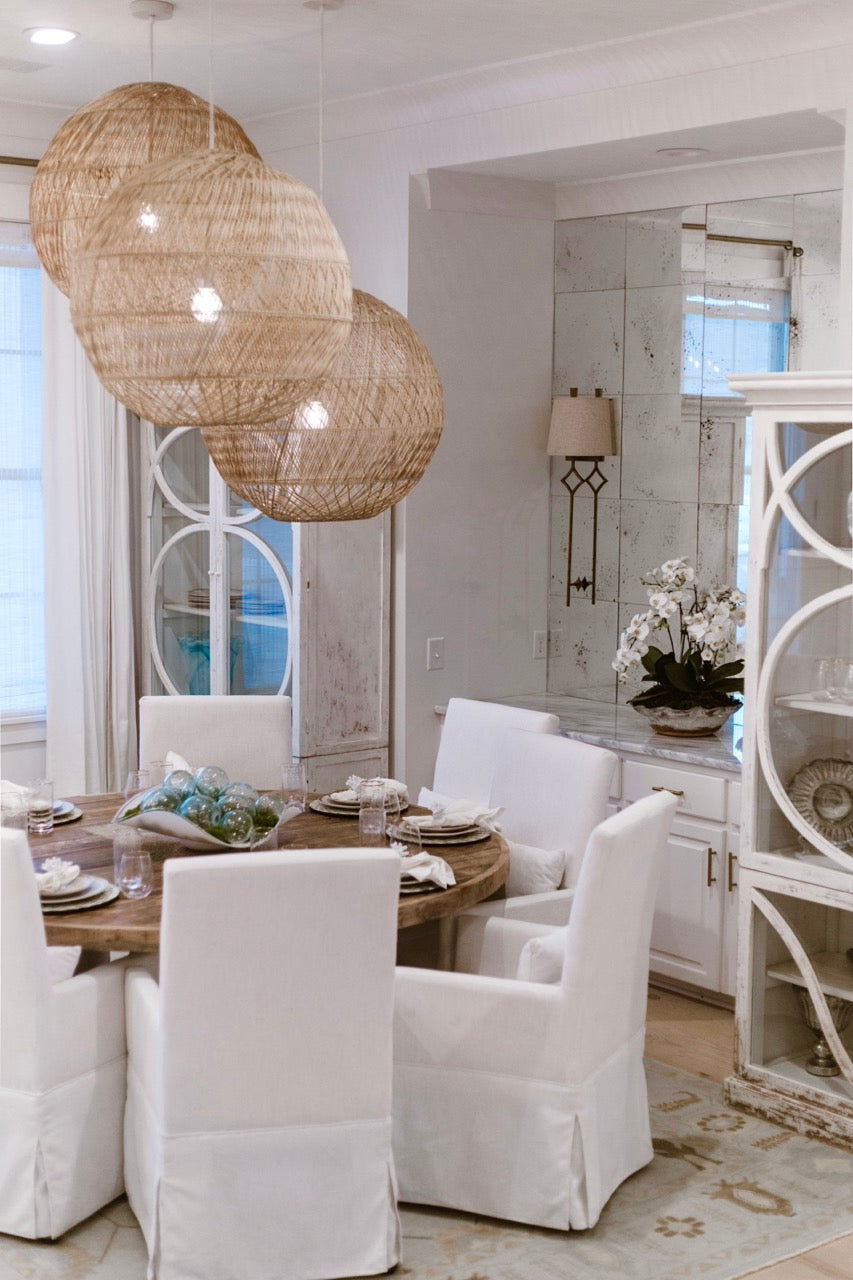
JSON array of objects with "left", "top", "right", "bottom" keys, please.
[
  {"left": 201, "top": 290, "right": 444, "bottom": 521},
  {"left": 69, "top": 147, "right": 353, "bottom": 427},
  {"left": 29, "top": 82, "right": 260, "bottom": 296}
]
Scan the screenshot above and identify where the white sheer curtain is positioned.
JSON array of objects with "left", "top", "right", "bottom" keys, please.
[{"left": 41, "top": 278, "right": 136, "bottom": 794}]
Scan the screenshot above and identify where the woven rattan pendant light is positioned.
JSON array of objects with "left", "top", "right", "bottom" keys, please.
[
  {"left": 69, "top": 145, "right": 352, "bottom": 426},
  {"left": 29, "top": 80, "right": 260, "bottom": 296},
  {"left": 201, "top": 288, "right": 443, "bottom": 520}
]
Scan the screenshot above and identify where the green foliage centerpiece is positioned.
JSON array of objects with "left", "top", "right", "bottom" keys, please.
[{"left": 613, "top": 558, "right": 745, "bottom": 733}]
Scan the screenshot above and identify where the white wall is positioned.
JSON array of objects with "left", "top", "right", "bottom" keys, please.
[{"left": 403, "top": 178, "right": 554, "bottom": 793}]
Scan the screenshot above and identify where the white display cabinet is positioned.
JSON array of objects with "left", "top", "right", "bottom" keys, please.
[
  {"left": 724, "top": 372, "right": 853, "bottom": 1146},
  {"left": 141, "top": 424, "right": 390, "bottom": 787}
]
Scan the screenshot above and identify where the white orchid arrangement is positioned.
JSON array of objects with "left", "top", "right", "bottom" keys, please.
[{"left": 613, "top": 558, "right": 746, "bottom": 709}]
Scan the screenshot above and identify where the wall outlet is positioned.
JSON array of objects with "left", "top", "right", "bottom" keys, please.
[
  {"left": 427, "top": 636, "right": 445, "bottom": 671},
  {"left": 533, "top": 630, "right": 547, "bottom": 660},
  {"left": 550, "top": 629, "right": 564, "bottom": 657}
]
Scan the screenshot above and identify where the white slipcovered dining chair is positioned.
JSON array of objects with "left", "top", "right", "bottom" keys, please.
[
  {"left": 0, "top": 827, "right": 129, "bottom": 1239},
  {"left": 420, "top": 697, "right": 559, "bottom": 807},
  {"left": 124, "top": 847, "right": 401, "bottom": 1280},
  {"left": 392, "top": 790, "right": 678, "bottom": 1231},
  {"left": 138, "top": 693, "right": 291, "bottom": 789},
  {"left": 453, "top": 730, "right": 617, "bottom": 952}
]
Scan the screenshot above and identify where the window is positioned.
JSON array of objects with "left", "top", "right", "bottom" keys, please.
[{"left": 0, "top": 222, "right": 45, "bottom": 717}]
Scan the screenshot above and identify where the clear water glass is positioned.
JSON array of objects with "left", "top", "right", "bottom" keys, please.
[
  {"left": 0, "top": 787, "right": 28, "bottom": 831},
  {"left": 281, "top": 762, "right": 308, "bottom": 813},
  {"left": 27, "top": 778, "right": 54, "bottom": 835},
  {"left": 358, "top": 781, "right": 386, "bottom": 846},
  {"left": 117, "top": 850, "right": 153, "bottom": 899}
]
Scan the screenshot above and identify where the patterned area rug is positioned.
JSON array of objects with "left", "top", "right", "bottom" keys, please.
[{"left": 396, "top": 1061, "right": 853, "bottom": 1280}]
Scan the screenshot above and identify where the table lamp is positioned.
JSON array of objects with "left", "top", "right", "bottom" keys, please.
[{"left": 547, "top": 388, "right": 617, "bottom": 605}]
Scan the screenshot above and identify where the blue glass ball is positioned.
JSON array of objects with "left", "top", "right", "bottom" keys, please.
[
  {"left": 218, "top": 808, "right": 254, "bottom": 844},
  {"left": 254, "top": 793, "right": 285, "bottom": 827},
  {"left": 179, "top": 794, "right": 218, "bottom": 828},
  {"left": 193, "top": 765, "right": 229, "bottom": 798},
  {"left": 220, "top": 782, "right": 258, "bottom": 811},
  {"left": 163, "top": 769, "right": 194, "bottom": 800}
]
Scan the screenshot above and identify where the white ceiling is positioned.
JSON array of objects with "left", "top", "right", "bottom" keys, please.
[{"left": 0, "top": 0, "right": 821, "bottom": 123}]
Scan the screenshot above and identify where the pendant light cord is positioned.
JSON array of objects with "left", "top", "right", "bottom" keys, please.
[
  {"left": 318, "top": 4, "right": 325, "bottom": 203},
  {"left": 208, "top": 0, "right": 215, "bottom": 150},
  {"left": 148, "top": 16, "right": 154, "bottom": 79}
]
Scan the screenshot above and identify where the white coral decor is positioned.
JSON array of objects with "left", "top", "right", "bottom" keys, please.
[{"left": 612, "top": 557, "right": 745, "bottom": 708}]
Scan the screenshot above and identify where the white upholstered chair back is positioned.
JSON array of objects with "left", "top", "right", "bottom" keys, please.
[
  {"left": 560, "top": 791, "right": 678, "bottom": 1079},
  {"left": 489, "top": 729, "right": 617, "bottom": 889},
  {"left": 138, "top": 693, "right": 291, "bottom": 789},
  {"left": 0, "top": 828, "right": 52, "bottom": 1092},
  {"left": 0, "top": 828, "right": 128, "bottom": 1240},
  {"left": 159, "top": 847, "right": 398, "bottom": 1132},
  {"left": 431, "top": 697, "right": 559, "bottom": 806}
]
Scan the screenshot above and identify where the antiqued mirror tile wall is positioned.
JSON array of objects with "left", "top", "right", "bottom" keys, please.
[{"left": 548, "top": 190, "right": 842, "bottom": 702}]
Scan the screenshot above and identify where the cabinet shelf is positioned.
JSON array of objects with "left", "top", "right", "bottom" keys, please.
[
  {"left": 763, "top": 1051, "right": 853, "bottom": 1101},
  {"left": 775, "top": 694, "right": 853, "bottom": 717},
  {"left": 163, "top": 601, "right": 288, "bottom": 630},
  {"left": 767, "top": 951, "right": 853, "bottom": 1002}
]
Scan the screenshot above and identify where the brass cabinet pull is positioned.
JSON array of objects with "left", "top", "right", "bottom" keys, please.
[
  {"left": 706, "top": 847, "right": 717, "bottom": 887},
  {"left": 727, "top": 850, "right": 738, "bottom": 892},
  {"left": 652, "top": 785, "right": 685, "bottom": 796}
]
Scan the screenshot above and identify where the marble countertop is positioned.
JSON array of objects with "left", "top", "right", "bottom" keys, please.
[{"left": 490, "top": 694, "right": 743, "bottom": 773}]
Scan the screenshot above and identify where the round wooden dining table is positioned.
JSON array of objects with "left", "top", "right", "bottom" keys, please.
[{"left": 29, "top": 793, "right": 509, "bottom": 954}]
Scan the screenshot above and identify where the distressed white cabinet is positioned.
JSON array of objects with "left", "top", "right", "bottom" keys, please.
[
  {"left": 724, "top": 373, "right": 853, "bottom": 1146},
  {"left": 141, "top": 424, "right": 390, "bottom": 788}
]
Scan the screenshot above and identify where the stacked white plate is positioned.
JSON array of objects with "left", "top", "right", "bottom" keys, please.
[
  {"left": 388, "top": 819, "right": 489, "bottom": 846},
  {"left": 53, "top": 799, "right": 83, "bottom": 826},
  {"left": 310, "top": 792, "right": 409, "bottom": 818},
  {"left": 40, "top": 875, "right": 120, "bottom": 913}
]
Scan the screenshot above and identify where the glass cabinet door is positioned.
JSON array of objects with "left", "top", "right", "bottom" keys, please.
[{"left": 145, "top": 425, "right": 293, "bottom": 697}]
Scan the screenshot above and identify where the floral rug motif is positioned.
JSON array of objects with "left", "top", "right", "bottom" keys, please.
[{"left": 396, "top": 1061, "right": 853, "bottom": 1280}]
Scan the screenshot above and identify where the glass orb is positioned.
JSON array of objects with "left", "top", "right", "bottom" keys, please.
[{"left": 193, "top": 766, "right": 230, "bottom": 798}]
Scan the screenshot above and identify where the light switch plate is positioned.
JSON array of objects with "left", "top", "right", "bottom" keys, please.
[{"left": 427, "top": 637, "right": 445, "bottom": 671}]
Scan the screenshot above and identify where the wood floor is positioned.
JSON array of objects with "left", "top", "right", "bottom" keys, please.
[{"left": 645, "top": 988, "right": 853, "bottom": 1280}]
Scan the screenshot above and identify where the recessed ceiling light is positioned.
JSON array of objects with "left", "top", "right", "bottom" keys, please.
[
  {"left": 25, "top": 27, "right": 79, "bottom": 45},
  {"left": 655, "top": 147, "right": 710, "bottom": 159}
]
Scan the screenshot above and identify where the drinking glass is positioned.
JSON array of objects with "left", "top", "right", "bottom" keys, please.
[
  {"left": 396, "top": 817, "right": 422, "bottom": 855},
  {"left": 117, "top": 850, "right": 153, "bottom": 899},
  {"left": 0, "top": 787, "right": 28, "bottom": 831},
  {"left": 125, "top": 769, "right": 154, "bottom": 802},
  {"left": 113, "top": 826, "right": 143, "bottom": 886},
  {"left": 26, "top": 779, "right": 54, "bottom": 835},
  {"left": 358, "top": 781, "right": 386, "bottom": 846},
  {"left": 281, "top": 762, "right": 308, "bottom": 813}
]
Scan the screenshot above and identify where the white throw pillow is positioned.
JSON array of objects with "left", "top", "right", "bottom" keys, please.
[
  {"left": 46, "top": 946, "right": 81, "bottom": 984},
  {"left": 505, "top": 840, "right": 565, "bottom": 897},
  {"left": 516, "top": 927, "right": 567, "bottom": 984}
]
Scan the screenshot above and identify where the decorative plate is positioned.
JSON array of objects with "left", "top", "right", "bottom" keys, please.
[
  {"left": 787, "top": 758, "right": 853, "bottom": 846},
  {"left": 41, "top": 879, "right": 120, "bottom": 913}
]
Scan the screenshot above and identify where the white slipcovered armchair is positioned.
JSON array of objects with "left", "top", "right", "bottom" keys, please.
[
  {"left": 138, "top": 693, "right": 292, "bottom": 789},
  {"left": 454, "top": 729, "right": 617, "bottom": 951},
  {"left": 0, "top": 827, "right": 129, "bottom": 1239},
  {"left": 392, "top": 791, "right": 679, "bottom": 1231},
  {"left": 420, "top": 696, "right": 559, "bottom": 807},
  {"left": 124, "top": 846, "right": 401, "bottom": 1280}
]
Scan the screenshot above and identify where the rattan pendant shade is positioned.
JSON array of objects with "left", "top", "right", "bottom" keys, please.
[
  {"left": 69, "top": 147, "right": 353, "bottom": 427},
  {"left": 29, "top": 81, "right": 260, "bottom": 296},
  {"left": 201, "top": 289, "right": 444, "bottom": 521}
]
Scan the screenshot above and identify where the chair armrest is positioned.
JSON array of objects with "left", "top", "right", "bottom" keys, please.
[
  {"left": 458, "top": 889, "right": 575, "bottom": 927},
  {"left": 454, "top": 915, "right": 557, "bottom": 977},
  {"left": 394, "top": 965, "right": 564, "bottom": 1082},
  {"left": 125, "top": 967, "right": 162, "bottom": 1112},
  {"left": 47, "top": 955, "right": 131, "bottom": 1085}
]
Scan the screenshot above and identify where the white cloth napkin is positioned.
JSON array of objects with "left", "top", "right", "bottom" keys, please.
[
  {"left": 335, "top": 775, "right": 409, "bottom": 804},
  {"left": 399, "top": 851, "right": 456, "bottom": 889},
  {"left": 35, "top": 857, "right": 81, "bottom": 892},
  {"left": 409, "top": 790, "right": 503, "bottom": 832}
]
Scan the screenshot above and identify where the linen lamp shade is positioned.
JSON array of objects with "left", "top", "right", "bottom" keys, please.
[
  {"left": 547, "top": 390, "right": 616, "bottom": 458},
  {"left": 29, "top": 82, "right": 260, "bottom": 296},
  {"left": 202, "top": 289, "right": 444, "bottom": 521},
  {"left": 69, "top": 147, "right": 353, "bottom": 428}
]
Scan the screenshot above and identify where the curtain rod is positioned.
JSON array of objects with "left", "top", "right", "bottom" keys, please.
[
  {"left": 0, "top": 155, "right": 39, "bottom": 168},
  {"left": 682, "top": 222, "right": 803, "bottom": 256}
]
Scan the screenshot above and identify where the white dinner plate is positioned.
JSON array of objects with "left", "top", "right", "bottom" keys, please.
[
  {"left": 41, "top": 878, "right": 119, "bottom": 913},
  {"left": 52, "top": 805, "right": 83, "bottom": 827},
  {"left": 388, "top": 822, "right": 489, "bottom": 846},
  {"left": 39, "top": 874, "right": 94, "bottom": 900},
  {"left": 399, "top": 881, "right": 442, "bottom": 895},
  {"left": 53, "top": 800, "right": 75, "bottom": 819}
]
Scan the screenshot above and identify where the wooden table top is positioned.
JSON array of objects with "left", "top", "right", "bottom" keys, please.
[{"left": 30, "top": 794, "right": 509, "bottom": 953}]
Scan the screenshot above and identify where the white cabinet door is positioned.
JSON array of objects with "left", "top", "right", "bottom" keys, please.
[{"left": 650, "top": 817, "right": 726, "bottom": 993}]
